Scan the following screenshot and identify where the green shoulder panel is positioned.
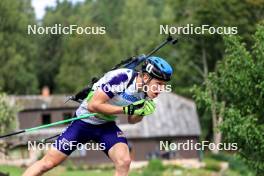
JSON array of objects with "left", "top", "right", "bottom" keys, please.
[{"left": 86, "top": 91, "right": 117, "bottom": 121}]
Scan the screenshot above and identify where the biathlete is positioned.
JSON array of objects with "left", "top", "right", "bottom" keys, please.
[{"left": 23, "top": 56, "right": 173, "bottom": 176}]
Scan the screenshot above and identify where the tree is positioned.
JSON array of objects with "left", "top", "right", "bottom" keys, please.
[
  {"left": 88, "top": 0, "right": 125, "bottom": 38},
  {"left": 37, "top": 0, "right": 76, "bottom": 92},
  {"left": 117, "top": 0, "right": 161, "bottom": 57},
  {"left": 39, "top": 0, "right": 121, "bottom": 93},
  {"left": 0, "top": 0, "right": 39, "bottom": 94},
  {"left": 175, "top": 0, "right": 264, "bottom": 96},
  {"left": 55, "top": 34, "right": 119, "bottom": 93},
  {"left": 175, "top": 0, "right": 264, "bottom": 147},
  {"left": 0, "top": 93, "right": 19, "bottom": 154},
  {"left": 193, "top": 24, "right": 264, "bottom": 174},
  {"left": 0, "top": 93, "right": 18, "bottom": 135}
]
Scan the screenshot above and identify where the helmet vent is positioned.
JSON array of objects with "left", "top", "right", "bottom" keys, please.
[{"left": 160, "top": 64, "right": 165, "bottom": 69}]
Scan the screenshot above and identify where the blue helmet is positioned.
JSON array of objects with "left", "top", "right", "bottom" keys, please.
[{"left": 142, "top": 56, "right": 173, "bottom": 81}]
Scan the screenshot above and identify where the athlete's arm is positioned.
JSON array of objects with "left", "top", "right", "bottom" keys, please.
[
  {"left": 88, "top": 89, "right": 123, "bottom": 114},
  {"left": 128, "top": 115, "right": 143, "bottom": 124}
]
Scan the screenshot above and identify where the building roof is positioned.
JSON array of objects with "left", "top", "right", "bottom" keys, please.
[
  {"left": 9, "top": 95, "right": 78, "bottom": 110},
  {"left": 119, "top": 92, "right": 201, "bottom": 137}
]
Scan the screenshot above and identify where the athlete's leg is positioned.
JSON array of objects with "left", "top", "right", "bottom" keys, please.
[
  {"left": 108, "top": 143, "right": 131, "bottom": 176},
  {"left": 23, "top": 119, "right": 93, "bottom": 176},
  {"left": 22, "top": 147, "right": 67, "bottom": 176},
  {"left": 97, "top": 122, "right": 131, "bottom": 176}
]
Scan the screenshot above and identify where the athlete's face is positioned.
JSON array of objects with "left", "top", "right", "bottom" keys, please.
[{"left": 145, "top": 77, "right": 166, "bottom": 99}]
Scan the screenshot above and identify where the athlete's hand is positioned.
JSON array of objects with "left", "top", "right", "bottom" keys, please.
[
  {"left": 128, "top": 115, "right": 143, "bottom": 124},
  {"left": 123, "top": 99, "right": 156, "bottom": 116},
  {"left": 142, "top": 100, "right": 156, "bottom": 116}
]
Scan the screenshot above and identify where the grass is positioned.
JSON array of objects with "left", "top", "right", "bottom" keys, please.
[
  {"left": 54, "top": 169, "right": 114, "bottom": 176},
  {"left": 0, "top": 153, "right": 256, "bottom": 176},
  {"left": 0, "top": 165, "right": 24, "bottom": 175},
  {"left": 205, "top": 153, "right": 255, "bottom": 176},
  {"left": 203, "top": 158, "right": 222, "bottom": 172},
  {"left": 0, "top": 164, "right": 245, "bottom": 176},
  {"left": 0, "top": 165, "right": 115, "bottom": 176}
]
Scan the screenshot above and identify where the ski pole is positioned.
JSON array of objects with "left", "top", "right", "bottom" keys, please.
[
  {"left": 40, "top": 134, "right": 60, "bottom": 143},
  {"left": 0, "top": 113, "right": 97, "bottom": 139}
]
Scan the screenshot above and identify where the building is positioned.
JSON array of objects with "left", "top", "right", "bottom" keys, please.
[{"left": 0, "top": 91, "right": 201, "bottom": 166}]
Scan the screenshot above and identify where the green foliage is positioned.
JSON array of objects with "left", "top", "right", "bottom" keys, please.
[
  {"left": 36, "top": 1, "right": 75, "bottom": 91},
  {"left": 1, "top": 0, "right": 263, "bottom": 97},
  {"left": 36, "top": 0, "right": 180, "bottom": 93},
  {"left": 118, "top": 0, "right": 161, "bottom": 57},
  {"left": 204, "top": 158, "right": 222, "bottom": 172},
  {"left": 207, "top": 153, "right": 255, "bottom": 175},
  {"left": 0, "top": 165, "right": 24, "bottom": 176},
  {"left": 37, "top": 0, "right": 122, "bottom": 93},
  {"left": 179, "top": 0, "right": 264, "bottom": 143},
  {"left": 0, "top": 0, "right": 39, "bottom": 94},
  {"left": 55, "top": 34, "right": 118, "bottom": 93},
  {"left": 65, "top": 160, "right": 77, "bottom": 171},
  {"left": 171, "top": 0, "right": 264, "bottom": 96},
  {"left": 142, "top": 159, "right": 164, "bottom": 176},
  {"left": 0, "top": 155, "right": 256, "bottom": 176},
  {"left": 194, "top": 25, "right": 264, "bottom": 174},
  {"left": 0, "top": 93, "right": 18, "bottom": 134}
]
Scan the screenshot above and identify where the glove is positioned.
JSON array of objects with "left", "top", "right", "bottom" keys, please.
[
  {"left": 123, "top": 99, "right": 156, "bottom": 116},
  {"left": 142, "top": 100, "right": 156, "bottom": 116}
]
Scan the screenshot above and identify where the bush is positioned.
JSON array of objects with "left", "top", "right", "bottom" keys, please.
[
  {"left": 142, "top": 159, "right": 165, "bottom": 176},
  {"left": 204, "top": 158, "right": 222, "bottom": 172},
  {"left": 207, "top": 153, "right": 255, "bottom": 175},
  {"left": 65, "top": 160, "right": 77, "bottom": 171}
]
